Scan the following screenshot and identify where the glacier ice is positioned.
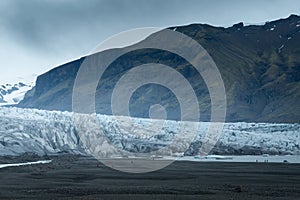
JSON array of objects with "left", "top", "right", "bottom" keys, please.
[{"left": 0, "top": 107, "right": 299, "bottom": 156}]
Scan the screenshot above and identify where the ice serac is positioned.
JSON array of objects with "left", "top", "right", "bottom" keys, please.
[
  {"left": 0, "top": 107, "right": 299, "bottom": 156},
  {"left": 18, "top": 15, "right": 300, "bottom": 123}
]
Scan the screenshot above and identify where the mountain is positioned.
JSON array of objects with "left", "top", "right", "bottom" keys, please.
[
  {"left": 0, "top": 82, "right": 33, "bottom": 106},
  {"left": 18, "top": 15, "right": 300, "bottom": 123}
]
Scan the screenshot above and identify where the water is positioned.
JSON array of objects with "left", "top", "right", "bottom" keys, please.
[
  {"left": 0, "top": 160, "right": 52, "bottom": 169},
  {"left": 179, "top": 155, "right": 300, "bottom": 163}
]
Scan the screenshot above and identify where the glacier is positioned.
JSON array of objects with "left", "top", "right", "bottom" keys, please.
[{"left": 0, "top": 107, "right": 299, "bottom": 156}]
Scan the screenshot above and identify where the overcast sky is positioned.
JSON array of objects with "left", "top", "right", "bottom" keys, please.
[{"left": 0, "top": 0, "right": 299, "bottom": 83}]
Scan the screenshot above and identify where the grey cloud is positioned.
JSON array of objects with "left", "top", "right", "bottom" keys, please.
[{"left": 1, "top": 0, "right": 299, "bottom": 53}]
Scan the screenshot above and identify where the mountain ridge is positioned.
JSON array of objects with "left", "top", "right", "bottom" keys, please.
[
  {"left": 18, "top": 15, "right": 300, "bottom": 123},
  {"left": 0, "top": 82, "right": 33, "bottom": 106}
]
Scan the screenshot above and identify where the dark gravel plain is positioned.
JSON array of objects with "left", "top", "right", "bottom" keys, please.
[{"left": 0, "top": 154, "right": 300, "bottom": 199}]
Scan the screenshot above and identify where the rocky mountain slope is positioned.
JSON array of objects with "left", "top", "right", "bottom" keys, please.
[{"left": 18, "top": 15, "right": 300, "bottom": 123}]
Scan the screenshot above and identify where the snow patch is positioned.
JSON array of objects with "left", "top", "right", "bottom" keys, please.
[
  {"left": 278, "top": 44, "right": 284, "bottom": 53},
  {"left": 0, "top": 82, "right": 33, "bottom": 106}
]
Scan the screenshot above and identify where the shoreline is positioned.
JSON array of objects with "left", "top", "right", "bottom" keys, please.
[{"left": 1, "top": 153, "right": 300, "bottom": 165}]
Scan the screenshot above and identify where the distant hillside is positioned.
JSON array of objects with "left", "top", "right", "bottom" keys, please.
[{"left": 18, "top": 15, "right": 300, "bottom": 123}]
